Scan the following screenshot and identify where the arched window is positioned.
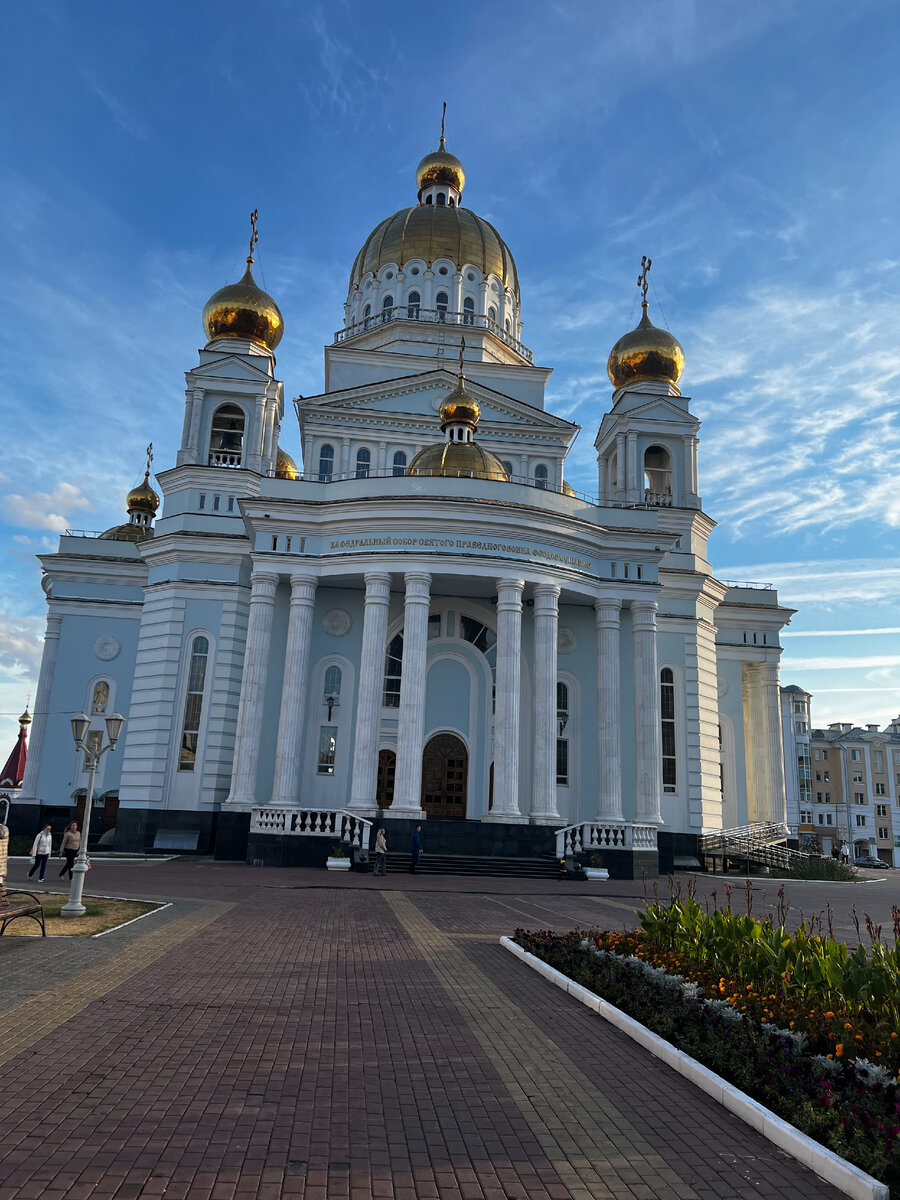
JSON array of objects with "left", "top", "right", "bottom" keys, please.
[
  {"left": 502, "top": 461, "right": 514, "bottom": 478},
  {"left": 534, "top": 464, "right": 549, "bottom": 489},
  {"left": 355, "top": 447, "right": 371, "bottom": 479},
  {"left": 437, "top": 192, "right": 446, "bottom": 206},
  {"left": 449, "top": 197, "right": 456, "bottom": 207},
  {"left": 660, "top": 668, "right": 676, "bottom": 793},
  {"left": 323, "top": 666, "right": 342, "bottom": 719},
  {"left": 392, "top": 450, "right": 407, "bottom": 477},
  {"left": 644, "top": 444, "right": 673, "bottom": 504},
  {"left": 505, "top": 317, "right": 511, "bottom": 333},
  {"left": 381, "top": 295, "right": 393, "bottom": 323},
  {"left": 556, "top": 682, "right": 570, "bottom": 785},
  {"left": 436, "top": 292, "right": 449, "bottom": 321},
  {"left": 91, "top": 681, "right": 109, "bottom": 714},
  {"left": 318, "top": 443, "right": 334, "bottom": 482},
  {"left": 179, "top": 636, "right": 209, "bottom": 771},
  {"left": 425, "top": 195, "right": 433, "bottom": 205},
  {"left": 383, "top": 632, "right": 403, "bottom": 707},
  {"left": 488, "top": 306, "right": 497, "bottom": 323},
  {"left": 209, "top": 404, "right": 244, "bottom": 467},
  {"left": 463, "top": 297, "right": 475, "bottom": 326},
  {"left": 407, "top": 291, "right": 421, "bottom": 319}
]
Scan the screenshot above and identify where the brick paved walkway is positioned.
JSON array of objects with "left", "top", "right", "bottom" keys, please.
[{"left": 0, "top": 860, "right": 873, "bottom": 1198}]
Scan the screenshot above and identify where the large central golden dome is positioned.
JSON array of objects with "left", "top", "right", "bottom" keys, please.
[
  {"left": 349, "top": 205, "right": 519, "bottom": 300},
  {"left": 406, "top": 440, "right": 508, "bottom": 482}
]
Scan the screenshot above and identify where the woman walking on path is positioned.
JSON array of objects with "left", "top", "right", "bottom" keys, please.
[
  {"left": 27, "top": 825, "right": 53, "bottom": 883},
  {"left": 58, "top": 823, "right": 81, "bottom": 879},
  {"left": 373, "top": 827, "right": 387, "bottom": 876}
]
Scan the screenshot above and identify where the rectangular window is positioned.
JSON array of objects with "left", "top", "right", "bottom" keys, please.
[
  {"left": 271, "top": 535, "right": 278, "bottom": 551},
  {"left": 610, "top": 563, "right": 617, "bottom": 578},
  {"left": 227, "top": 496, "right": 235, "bottom": 512},
  {"left": 636, "top": 565, "right": 643, "bottom": 580},
  {"left": 874, "top": 751, "right": 884, "bottom": 773},
  {"left": 623, "top": 563, "right": 630, "bottom": 580},
  {"left": 824, "top": 793, "right": 830, "bottom": 803},
  {"left": 823, "top": 750, "right": 828, "bottom": 761},
  {"left": 855, "top": 792, "right": 865, "bottom": 804},
  {"left": 853, "top": 772, "right": 863, "bottom": 783},
  {"left": 213, "top": 494, "right": 220, "bottom": 511},
  {"left": 285, "top": 536, "right": 292, "bottom": 552},
  {"left": 800, "top": 809, "right": 812, "bottom": 824},
  {"left": 743, "top": 632, "right": 748, "bottom": 644},
  {"left": 826, "top": 813, "right": 833, "bottom": 825},
  {"left": 427, "top": 614, "right": 441, "bottom": 640},
  {"left": 660, "top": 669, "right": 676, "bottom": 793},
  {"left": 876, "top": 805, "right": 887, "bottom": 817},
  {"left": 876, "top": 783, "right": 886, "bottom": 796},
  {"left": 816, "top": 792, "right": 823, "bottom": 803},
  {"left": 851, "top": 749, "right": 861, "bottom": 762},
  {"left": 879, "top": 826, "right": 889, "bottom": 840},
  {"left": 179, "top": 636, "right": 209, "bottom": 771},
  {"left": 814, "top": 749, "right": 820, "bottom": 760},
  {"left": 198, "top": 493, "right": 206, "bottom": 510},
  {"left": 823, "top": 771, "right": 829, "bottom": 782},
  {"left": 856, "top": 814, "right": 866, "bottom": 827},
  {"left": 556, "top": 739, "right": 569, "bottom": 785},
  {"left": 317, "top": 726, "right": 337, "bottom": 775},
  {"left": 815, "top": 771, "right": 821, "bottom": 781},
  {"left": 817, "top": 813, "right": 824, "bottom": 825}
]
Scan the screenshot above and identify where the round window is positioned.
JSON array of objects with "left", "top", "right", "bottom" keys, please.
[
  {"left": 410, "top": 266, "right": 420, "bottom": 275},
  {"left": 467, "top": 272, "right": 475, "bottom": 282},
  {"left": 385, "top": 271, "right": 393, "bottom": 280},
  {"left": 438, "top": 266, "right": 449, "bottom": 275}
]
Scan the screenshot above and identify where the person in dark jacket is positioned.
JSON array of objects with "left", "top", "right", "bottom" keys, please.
[{"left": 409, "top": 825, "right": 423, "bottom": 874}]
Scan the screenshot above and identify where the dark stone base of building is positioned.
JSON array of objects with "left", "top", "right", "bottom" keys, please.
[{"left": 115, "top": 808, "right": 218, "bottom": 855}]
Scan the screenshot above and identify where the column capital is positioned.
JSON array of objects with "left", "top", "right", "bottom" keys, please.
[
  {"left": 533, "top": 584, "right": 561, "bottom": 614},
  {"left": 363, "top": 571, "right": 392, "bottom": 604},
  {"left": 403, "top": 572, "right": 432, "bottom": 604},
  {"left": 630, "top": 600, "right": 658, "bottom": 629},
  {"left": 45, "top": 615, "right": 63, "bottom": 638},
  {"left": 626, "top": 430, "right": 638, "bottom": 442},
  {"left": 250, "top": 571, "right": 280, "bottom": 598},
  {"left": 288, "top": 573, "right": 318, "bottom": 604},
  {"left": 594, "top": 598, "right": 622, "bottom": 625}
]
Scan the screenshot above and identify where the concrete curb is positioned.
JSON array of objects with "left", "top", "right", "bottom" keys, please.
[{"left": 499, "top": 935, "right": 889, "bottom": 1200}]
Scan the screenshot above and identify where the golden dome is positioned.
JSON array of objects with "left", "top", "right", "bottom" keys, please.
[
  {"left": 99, "top": 523, "right": 154, "bottom": 543},
  {"left": 439, "top": 379, "right": 480, "bottom": 428},
  {"left": 350, "top": 205, "right": 519, "bottom": 300},
  {"left": 19, "top": 707, "right": 31, "bottom": 727},
  {"left": 562, "top": 480, "right": 577, "bottom": 497},
  {"left": 607, "top": 302, "right": 684, "bottom": 390},
  {"left": 275, "top": 446, "right": 299, "bottom": 479},
  {"left": 406, "top": 440, "right": 509, "bottom": 481},
  {"left": 416, "top": 138, "right": 465, "bottom": 195},
  {"left": 126, "top": 471, "right": 160, "bottom": 515},
  {"left": 203, "top": 259, "right": 284, "bottom": 351}
]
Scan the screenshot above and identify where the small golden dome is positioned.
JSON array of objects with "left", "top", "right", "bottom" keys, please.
[
  {"left": 203, "top": 259, "right": 284, "bottom": 351},
  {"left": 275, "top": 446, "right": 299, "bottom": 479},
  {"left": 607, "top": 302, "right": 684, "bottom": 390},
  {"left": 126, "top": 471, "right": 160, "bottom": 515},
  {"left": 99, "top": 523, "right": 154, "bottom": 543},
  {"left": 406, "top": 440, "right": 508, "bottom": 481},
  {"left": 562, "top": 480, "right": 577, "bottom": 497},
  {"left": 439, "top": 378, "right": 480, "bottom": 429},
  {"left": 416, "top": 138, "right": 465, "bottom": 195},
  {"left": 19, "top": 707, "right": 31, "bottom": 727}
]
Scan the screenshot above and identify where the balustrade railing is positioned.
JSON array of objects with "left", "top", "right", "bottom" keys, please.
[
  {"left": 250, "top": 806, "right": 373, "bottom": 848},
  {"left": 643, "top": 489, "right": 672, "bottom": 507},
  {"left": 209, "top": 451, "right": 243, "bottom": 468},
  {"left": 555, "top": 821, "right": 659, "bottom": 858},
  {"left": 334, "top": 305, "right": 533, "bottom": 363}
]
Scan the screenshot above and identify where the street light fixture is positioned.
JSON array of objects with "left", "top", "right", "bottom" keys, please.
[{"left": 61, "top": 711, "right": 125, "bottom": 918}]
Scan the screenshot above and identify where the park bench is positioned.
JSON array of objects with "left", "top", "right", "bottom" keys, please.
[{"left": 0, "top": 890, "right": 46, "bottom": 937}]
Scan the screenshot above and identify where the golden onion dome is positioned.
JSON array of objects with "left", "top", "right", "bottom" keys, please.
[
  {"left": 562, "top": 480, "right": 577, "bottom": 497},
  {"left": 439, "top": 378, "right": 480, "bottom": 429},
  {"left": 203, "top": 258, "right": 284, "bottom": 351},
  {"left": 99, "top": 523, "right": 154, "bottom": 543},
  {"left": 19, "top": 707, "right": 32, "bottom": 727},
  {"left": 349, "top": 205, "right": 519, "bottom": 301},
  {"left": 406, "top": 440, "right": 509, "bottom": 482},
  {"left": 274, "top": 446, "right": 299, "bottom": 479},
  {"left": 416, "top": 138, "right": 465, "bottom": 195},
  {"left": 126, "top": 471, "right": 160, "bottom": 515},
  {"left": 607, "top": 302, "right": 684, "bottom": 390}
]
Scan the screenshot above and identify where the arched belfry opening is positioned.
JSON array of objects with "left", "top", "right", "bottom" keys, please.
[
  {"left": 209, "top": 404, "right": 245, "bottom": 468},
  {"left": 643, "top": 444, "right": 672, "bottom": 505}
]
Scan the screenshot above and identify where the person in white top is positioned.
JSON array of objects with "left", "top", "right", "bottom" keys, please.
[{"left": 28, "top": 825, "right": 53, "bottom": 883}]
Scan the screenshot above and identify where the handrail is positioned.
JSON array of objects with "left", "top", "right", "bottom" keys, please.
[
  {"left": 335, "top": 305, "right": 533, "bottom": 362},
  {"left": 719, "top": 579, "right": 775, "bottom": 591}
]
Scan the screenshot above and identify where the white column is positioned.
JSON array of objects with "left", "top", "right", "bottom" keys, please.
[
  {"left": 626, "top": 431, "right": 639, "bottom": 503},
  {"left": 225, "top": 571, "right": 279, "bottom": 807},
  {"left": 486, "top": 578, "right": 524, "bottom": 822},
  {"left": 597, "top": 455, "right": 608, "bottom": 502},
  {"left": 391, "top": 572, "right": 431, "bottom": 817},
  {"left": 340, "top": 437, "right": 351, "bottom": 477},
  {"left": 615, "top": 432, "right": 626, "bottom": 498},
  {"left": 530, "top": 585, "right": 561, "bottom": 824},
  {"left": 754, "top": 661, "right": 787, "bottom": 824},
  {"left": 632, "top": 601, "right": 662, "bottom": 824},
  {"left": 188, "top": 389, "right": 204, "bottom": 460},
  {"left": 348, "top": 572, "right": 392, "bottom": 813},
  {"left": 595, "top": 600, "right": 623, "bottom": 821},
  {"left": 377, "top": 441, "right": 387, "bottom": 474},
  {"left": 270, "top": 574, "right": 318, "bottom": 806},
  {"left": 18, "top": 615, "right": 62, "bottom": 801},
  {"left": 452, "top": 271, "right": 464, "bottom": 317},
  {"left": 422, "top": 268, "right": 435, "bottom": 313}
]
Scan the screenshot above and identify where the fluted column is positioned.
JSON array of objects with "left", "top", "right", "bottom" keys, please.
[
  {"left": 270, "top": 574, "right": 318, "bottom": 806},
  {"left": 392, "top": 572, "right": 431, "bottom": 817},
  {"left": 595, "top": 599, "right": 623, "bottom": 821},
  {"left": 225, "top": 571, "right": 279, "bottom": 807},
  {"left": 348, "top": 572, "right": 392, "bottom": 813},
  {"left": 597, "top": 456, "right": 608, "bottom": 502},
  {"left": 486, "top": 578, "right": 524, "bottom": 822},
  {"left": 626, "top": 431, "right": 639, "bottom": 503},
  {"left": 632, "top": 601, "right": 662, "bottom": 824},
  {"left": 752, "top": 661, "right": 787, "bottom": 824},
  {"left": 530, "top": 585, "right": 561, "bottom": 824},
  {"left": 615, "top": 432, "right": 627, "bottom": 498},
  {"left": 18, "top": 615, "right": 62, "bottom": 801}
]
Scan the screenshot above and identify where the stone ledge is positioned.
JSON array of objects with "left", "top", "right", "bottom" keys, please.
[{"left": 499, "top": 935, "right": 889, "bottom": 1200}]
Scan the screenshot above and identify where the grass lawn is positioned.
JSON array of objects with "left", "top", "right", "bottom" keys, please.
[{"left": 4, "top": 890, "right": 161, "bottom": 936}]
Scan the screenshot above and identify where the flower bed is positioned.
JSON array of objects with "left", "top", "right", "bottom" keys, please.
[{"left": 514, "top": 914, "right": 900, "bottom": 1190}]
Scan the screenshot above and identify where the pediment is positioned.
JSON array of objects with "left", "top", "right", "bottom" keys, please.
[{"left": 188, "top": 354, "right": 274, "bottom": 384}]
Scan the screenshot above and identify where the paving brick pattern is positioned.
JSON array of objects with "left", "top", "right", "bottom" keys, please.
[{"left": 0, "top": 860, "right": 870, "bottom": 1198}]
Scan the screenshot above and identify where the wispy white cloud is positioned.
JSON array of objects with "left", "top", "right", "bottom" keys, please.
[
  {"left": 0, "top": 481, "right": 95, "bottom": 533},
  {"left": 783, "top": 655, "right": 900, "bottom": 671},
  {"left": 80, "top": 72, "right": 149, "bottom": 140}
]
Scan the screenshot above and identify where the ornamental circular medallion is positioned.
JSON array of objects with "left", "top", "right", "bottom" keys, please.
[
  {"left": 323, "top": 609, "right": 352, "bottom": 637},
  {"left": 557, "top": 627, "right": 576, "bottom": 654},
  {"left": 94, "top": 636, "right": 121, "bottom": 662}
]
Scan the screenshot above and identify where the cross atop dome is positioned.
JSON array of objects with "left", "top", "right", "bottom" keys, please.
[{"left": 416, "top": 103, "right": 465, "bottom": 205}]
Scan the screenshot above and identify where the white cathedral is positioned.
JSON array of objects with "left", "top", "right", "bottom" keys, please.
[{"left": 17, "top": 133, "right": 793, "bottom": 875}]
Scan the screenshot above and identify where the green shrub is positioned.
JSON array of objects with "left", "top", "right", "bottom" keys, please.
[{"left": 784, "top": 856, "right": 857, "bottom": 882}]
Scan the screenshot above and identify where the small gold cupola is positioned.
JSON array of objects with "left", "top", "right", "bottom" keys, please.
[
  {"left": 607, "top": 256, "right": 684, "bottom": 391},
  {"left": 202, "top": 211, "right": 284, "bottom": 351},
  {"left": 100, "top": 443, "right": 160, "bottom": 543},
  {"left": 415, "top": 102, "right": 465, "bottom": 206},
  {"left": 407, "top": 341, "right": 508, "bottom": 482}
]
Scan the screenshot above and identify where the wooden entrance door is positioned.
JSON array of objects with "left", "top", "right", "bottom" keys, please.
[
  {"left": 421, "top": 734, "right": 467, "bottom": 819},
  {"left": 376, "top": 750, "right": 396, "bottom": 809}
]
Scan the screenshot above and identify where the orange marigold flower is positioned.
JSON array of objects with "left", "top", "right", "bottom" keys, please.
[
  {"left": 825, "top": 1011, "right": 835, "bottom": 1019},
  {"left": 844, "top": 1023, "right": 853, "bottom": 1030},
  {"left": 835, "top": 1044, "right": 843, "bottom": 1057}
]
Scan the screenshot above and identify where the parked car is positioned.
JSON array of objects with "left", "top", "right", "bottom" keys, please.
[{"left": 854, "top": 855, "right": 890, "bottom": 869}]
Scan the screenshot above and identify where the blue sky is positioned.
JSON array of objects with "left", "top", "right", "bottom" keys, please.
[{"left": 1, "top": 0, "right": 898, "bottom": 751}]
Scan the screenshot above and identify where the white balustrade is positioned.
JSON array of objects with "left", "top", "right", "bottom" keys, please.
[
  {"left": 555, "top": 821, "right": 659, "bottom": 858},
  {"left": 250, "top": 807, "right": 373, "bottom": 848}
]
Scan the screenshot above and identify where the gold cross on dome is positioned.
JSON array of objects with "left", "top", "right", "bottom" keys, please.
[
  {"left": 145, "top": 442, "right": 154, "bottom": 473},
  {"left": 249, "top": 209, "right": 259, "bottom": 261},
  {"left": 440, "top": 100, "right": 447, "bottom": 145},
  {"left": 637, "top": 255, "right": 652, "bottom": 303},
  {"left": 458, "top": 336, "right": 466, "bottom": 377}
]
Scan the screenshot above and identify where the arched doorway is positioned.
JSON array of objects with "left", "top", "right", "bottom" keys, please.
[
  {"left": 376, "top": 750, "right": 396, "bottom": 809},
  {"left": 422, "top": 734, "right": 467, "bottom": 819}
]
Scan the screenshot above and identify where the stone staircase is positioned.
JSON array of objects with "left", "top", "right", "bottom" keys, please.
[{"left": 375, "top": 851, "right": 561, "bottom": 879}]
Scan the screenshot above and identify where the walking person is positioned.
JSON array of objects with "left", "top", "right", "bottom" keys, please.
[
  {"left": 409, "top": 824, "right": 423, "bottom": 874},
  {"left": 373, "top": 827, "right": 387, "bottom": 876},
  {"left": 27, "top": 825, "right": 53, "bottom": 884},
  {"left": 841, "top": 842, "right": 851, "bottom": 865},
  {"left": 58, "top": 822, "right": 81, "bottom": 880}
]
